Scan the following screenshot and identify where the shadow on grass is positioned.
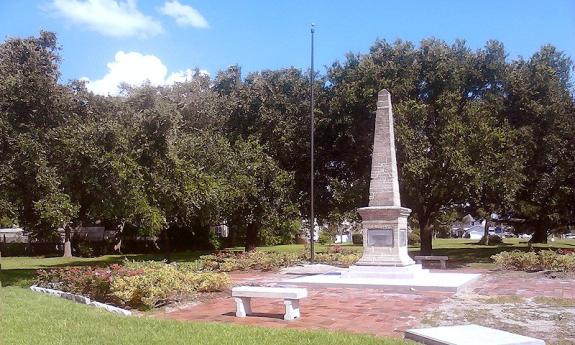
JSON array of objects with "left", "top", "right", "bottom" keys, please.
[
  {"left": 409, "top": 246, "right": 525, "bottom": 268},
  {"left": 0, "top": 269, "right": 36, "bottom": 287},
  {"left": 48, "top": 252, "right": 207, "bottom": 268},
  {"left": 0, "top": 250, "right": 208, "bottom": 287}
]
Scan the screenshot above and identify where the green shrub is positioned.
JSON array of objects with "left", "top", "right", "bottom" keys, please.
[
  {"left": 111, "top": 266, "right": 229, "bottom": 309},
  {"left": 197, "top": 251, "right": 302, "bottom": 272},
  {"left": 408, "top": 230, "right": 420, "bottom": 245},
  {"left": 491, "top": 250, "right": 575, "bottom": 272},
  {"left": 35, "top": 265, "right": 139, "bottom": 302},
  {"left": 352, "top": 233, "right": 363, "bottom": 245},
  {"left": 314, "top": 252, "right": 360, "bottom": 267},
  {"left": 318, "top": 231, "right": 333, "bottom": 244},
  {"left": 478, "top": 234, "right": 503, "bottom": 245}
]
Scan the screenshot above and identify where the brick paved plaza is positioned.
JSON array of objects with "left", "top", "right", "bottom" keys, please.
[{"left": 159, "top": 269, "right": 575, "bottom": 341}]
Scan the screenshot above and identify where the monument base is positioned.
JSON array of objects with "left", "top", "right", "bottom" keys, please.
[
  {"left": 342, "top": 264, "right": 429, "bottom": 279},
  {"left": 284, "top": 270, "right": 481, "bottom": 293}
]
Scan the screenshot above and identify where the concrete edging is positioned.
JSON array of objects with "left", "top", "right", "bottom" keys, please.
[{"left": 30, "top": 285, "right": 132, "bottom": 316}]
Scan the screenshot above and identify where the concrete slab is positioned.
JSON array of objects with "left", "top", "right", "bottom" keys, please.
[
  {"left": 342, "top": 264, "right": 430, "bottom": 279},
  {"left": 405, "top": 324, "right": 545, "bottom": 345},
  {"left": 280, "top": 264, "right": 345, "bottom": 275},
  {"left": 284, "top": 272, "right": 480, "bottom": 293}
]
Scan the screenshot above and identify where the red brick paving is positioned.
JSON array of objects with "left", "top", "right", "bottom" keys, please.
[
  {"left": 159, "top": 269, "right": 575, "bottom": 338},
  {"left": 471, "top": 271, "right": 575, "bottom": 299}
]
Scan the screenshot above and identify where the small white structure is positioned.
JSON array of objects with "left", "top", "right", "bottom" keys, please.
[
  {"left": 231, "top": 286, "right": 308, "bottom": 321},
  {"left": 0, "top": 227, "right": 27, "bottom": 243},
  {"left": 466, "top": 222, "right": 485, "bottom": 240}
]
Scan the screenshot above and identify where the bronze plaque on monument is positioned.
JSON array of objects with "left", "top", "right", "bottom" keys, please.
[{"left": 367, "top": 229, "right": 393, "bottom": 247}]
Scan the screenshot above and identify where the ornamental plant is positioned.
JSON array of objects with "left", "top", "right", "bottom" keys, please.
[
  {"left": 491, "top": 250, "right": 575, "bottom": 272},
  {"left": 35, "top": 263, "right": 230, "bottom": 310}
]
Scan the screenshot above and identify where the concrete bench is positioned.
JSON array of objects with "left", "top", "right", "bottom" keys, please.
[
  {"left": 414, "top": 255, "right": 449, "bottom": 269},
  {"left": 231, "top": 286, "right": 308, "bottom": 321}
]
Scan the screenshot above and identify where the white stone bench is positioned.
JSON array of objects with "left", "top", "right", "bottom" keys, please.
[
  {"left": 231, "top": 286, "right": 308, "bottom": 321},
  {"left": 414, "top": 255, "right": 449, "bottom": 269}
]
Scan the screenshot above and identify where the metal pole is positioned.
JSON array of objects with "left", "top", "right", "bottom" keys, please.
[{"left": 309, "top": 24, "right": 315, "bottom": 264}]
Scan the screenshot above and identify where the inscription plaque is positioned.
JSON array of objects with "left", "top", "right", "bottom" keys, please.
[
  {"left": 367, "top": 229, "right": 393, "bottom": 247},
  {"left": 399, "top": 229, "right": 407, "bottom": 247}
]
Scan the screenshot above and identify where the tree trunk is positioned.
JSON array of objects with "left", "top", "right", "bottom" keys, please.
[
  {"left": 162, "top": 229, "right": 172, "bottom": 262},
  {"left": 113, "top": 220, "right": 126, "bottom": 254},
  {"left": 529, "top": 222, "right": 548, "bottom": 244},
  {"left": 481, "top": 219, "right": 490, "bottom": 245},
  {"left": 418, "top": 214, "right": 433, "bottom": 256},
  {"left": 245, "top": 223, "right": 258, "bottom": 252},
  {"left": 63, "top": 225, "right": 72, "bottom": 258}
]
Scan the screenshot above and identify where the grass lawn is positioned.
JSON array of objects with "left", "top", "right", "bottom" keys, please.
[
  {"left": 2, "top": 238, "right": 574, "bottom": 287},
  {"left": 0, "top": 287, "right": 411, "bottom": 345}
]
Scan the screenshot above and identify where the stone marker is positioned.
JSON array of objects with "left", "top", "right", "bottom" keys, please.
[
  {"left": 285, "top": 90, "right": 481, "bottom": 291},
  {"left": 343, "top": 89, "right": 417, "bottom": 278},
  {"left": 355, "top": 90, "right": 415, "bottom": 267},
  {"left": 405, "top": 324, "right": 545, "bottom": 345}
]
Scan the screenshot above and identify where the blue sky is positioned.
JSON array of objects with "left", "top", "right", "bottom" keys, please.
[{"left": 1, "top": 0, "right": 574, "bottom": 95}]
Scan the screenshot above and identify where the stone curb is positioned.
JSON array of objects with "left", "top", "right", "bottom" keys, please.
[{"left": 30, "top": 285, "right": 132, "bottom": 316}]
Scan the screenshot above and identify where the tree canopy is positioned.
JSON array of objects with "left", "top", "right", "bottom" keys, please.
[{"left": 0, "top": 32, "right": 573, "bottom": 256}]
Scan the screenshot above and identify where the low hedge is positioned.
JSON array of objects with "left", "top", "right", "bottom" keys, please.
[
  {"left": 197, "top": 251, "right": 302, "bottom": 272},
  {"left": 491, "top": 250, "right": 575, "bottom": 272}
]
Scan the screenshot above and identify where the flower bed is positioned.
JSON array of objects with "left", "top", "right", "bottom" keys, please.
[{"left": 35, "top": 263, "right": 230, "bottom": 310}]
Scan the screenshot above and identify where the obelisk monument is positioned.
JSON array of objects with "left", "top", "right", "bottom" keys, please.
[{"left": 351, "top": 89, "right": 416, "bottom": 270}]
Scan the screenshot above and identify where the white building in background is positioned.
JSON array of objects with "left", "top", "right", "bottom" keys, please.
[
  {"left": 299, "top": 219, "right": 320, "bottom": 242},
  {"left": 451, "top": 215, "right": 499, "bottom": 240},
  {"left": 466, "top": 221, "right": 486, "bottom": 240},
  {"left": 0, "top": 227, "right": 26, "bottom": 243},
  {"left": 335, "top": 220, "right": 354, "bottom": 243}
]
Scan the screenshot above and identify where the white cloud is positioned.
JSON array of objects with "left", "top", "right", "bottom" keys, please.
[
  {"left": 51, "top": 0, "right": 163, "bottom": 38},
  {"left": 83, "top": 51, "right": 208, "bottom": 95},
  {"left": 165, "top": 68, "right": 209, "bottom": 84},
  {"left": 160, "top": 0, "right": 209, "bottom": 28}
]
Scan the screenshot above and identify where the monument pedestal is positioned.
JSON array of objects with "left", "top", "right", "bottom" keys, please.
[{"left": 355, "top": 206, "right": 415, "bottom": 267}]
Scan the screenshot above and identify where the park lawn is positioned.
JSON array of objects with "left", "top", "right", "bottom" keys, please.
[
  {"left": 2, "top": 238, "right": 574, "bottom": 287},
  {"left": 0, "top": 287, "right": 411, "bottom": 345}
]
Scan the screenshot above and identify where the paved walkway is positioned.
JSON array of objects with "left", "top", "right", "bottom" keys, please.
[{"left": 159, "top": 269, "right": 575, "bottom": 338}]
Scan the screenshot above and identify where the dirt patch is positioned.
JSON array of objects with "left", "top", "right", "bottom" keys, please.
[{"left": 421, "top": 292, "right": 575, "bottom": 344}]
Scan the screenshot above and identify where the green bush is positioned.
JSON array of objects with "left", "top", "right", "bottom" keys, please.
[
  {"left": 111, "top": 265, "right": 229, "bottom": 309},
  {"left": 352, "top": 233, "right": 363, "bottom": 245},
  {"left": 408, "top": 230, "right": 420, "bottom": 245},
  {"left": 314, "top": 252, "right": 360, "bottom": 267},
  {"left": 491, "top": 250, "right": 575, "bottom": 272},
  {"left": 197, "top": 251, "right": 301, "bottom": 272},
  {"left": 478, "top": 234, "right": 503, "bottom": 245},
  {"left": 35, "top": 265, "right": 137, "bottom": 302},
  {"left": 318, "top": 231, "right": 333, "bottom": 244}
]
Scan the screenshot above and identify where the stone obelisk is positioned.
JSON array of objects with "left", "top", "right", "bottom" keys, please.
[{"left": 352, "top": 89, "right": 415, "bottom": 269}]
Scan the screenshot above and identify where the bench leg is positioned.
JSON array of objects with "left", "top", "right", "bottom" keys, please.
[
  {"left": 440, "top": 260, "right": 447, "bottom": 269},
  {"left": 234, "top": 297, "right": 252, "bottom": 317},
  {"left": 284, "top": 299, "right": 300, "bottom": 321}
]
